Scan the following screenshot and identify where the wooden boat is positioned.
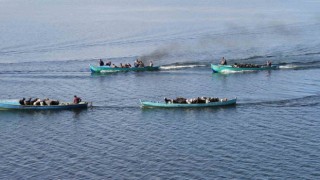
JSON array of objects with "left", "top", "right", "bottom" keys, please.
[
  {"left": 211, "top": 64, "right": 278, "bottom": 73},
  {"left": 90, "top": 64, "right": 160, "bottom": 73},
  {"left": 0, "top": 100, "right": 89, "bottom": 110},
  {"left": 140, "top": 98, "right": 237, "bottom": 108}
]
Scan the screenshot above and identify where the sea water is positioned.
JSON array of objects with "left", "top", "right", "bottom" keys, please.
[{"left": 1, "top": 1, "right": 320, "bottom": 179}]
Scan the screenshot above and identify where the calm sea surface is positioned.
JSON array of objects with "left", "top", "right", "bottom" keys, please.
[{"left": 1, "top": 1, "right": 320, "bottom": 179}]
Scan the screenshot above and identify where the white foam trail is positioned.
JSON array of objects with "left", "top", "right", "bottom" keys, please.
[
  {"left": 279, "top": 64, "right": 298, "bottom": 69},
  {"left": 220, "top": 70, "right": 255, "bottom": 74},
  {"left": 160, "top": 64, "right": 206, "bottom": 70}
]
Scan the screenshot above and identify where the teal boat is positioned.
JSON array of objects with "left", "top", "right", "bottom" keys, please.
[
  {"left": 90, "top": 64, "right": 160, "bottom": 73},
  {"left": 211, "top": 64, "right": 278, "bottom": 73},
  {"left": 140, "top": 98, "right": 237, "bottom": 108},
  {"left": 0, "top": 100, "right": 89, "bottom": 110}
]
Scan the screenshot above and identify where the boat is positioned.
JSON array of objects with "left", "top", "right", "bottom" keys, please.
[
  {"left": 140, "top": 98, "right": 237, "bottom": 108},
  {"left": 90, "top": 64, "right": 160, "bottom": 73},
  {"left": 0, "top": 99, "right": 90, "bottom": 110},
  {"left": 211, "top": 64, "right": 278, "bottom": 73}
]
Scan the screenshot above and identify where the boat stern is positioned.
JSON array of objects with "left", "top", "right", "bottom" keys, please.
[{"left": 211, "top": 64, "right": 221, "bottom": 73}]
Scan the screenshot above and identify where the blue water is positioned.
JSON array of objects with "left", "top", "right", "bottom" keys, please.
[{"left": 1, "top": 1, "right": 320, "bottom": 179}]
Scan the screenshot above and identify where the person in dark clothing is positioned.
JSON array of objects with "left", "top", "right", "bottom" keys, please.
[
  {"left": 30, "top": 98, "right": 38, "bottom": 105},
  {"left": 24, "top": 98, "right": 32, "bottom": 105},
  {"left": 220, "top": 57, "right": 227, "bottom": 65},
  {"left": 19, "top": 98, "right": 25, "bottom": 105},
  {"left": 99, "top": 59, "right": 104, "bottom": 66}
]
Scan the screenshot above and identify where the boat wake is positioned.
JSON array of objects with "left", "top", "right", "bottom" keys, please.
[
  {"left": 240, "top": 94, "right": 320, "bottom": 108},
  {"left": 219, "top": 70, "right": 256, "bottom": 74},
  {"left": 160, "top": 64, "right": 206, "bottom": 70},
  {"left": 278, "top": 61, "right": 320, "bottom": 70},
  {"left": 278, "top": 64, "right": 298, "bottom": 69},
  {"left": 159, "top": 61, "right": 207, "bottom": 70}
]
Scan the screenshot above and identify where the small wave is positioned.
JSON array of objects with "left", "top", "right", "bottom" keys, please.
[{"left": 302, "top": 52, "right": 320, "bottom": 56}]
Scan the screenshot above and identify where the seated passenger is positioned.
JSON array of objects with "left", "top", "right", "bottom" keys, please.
[
  {"left": 206, "top": 97, "right": 219, "bottom": 103},
  {"left": 164, "top": 97, "right": 171, "bottom": 104},
  {"left": 164, "top": 97, "right": 187, "bottom": 104},
  {"left": 33, "top": 98, "right": 41, "bottom": 106},
  {"left": 111, "top": 64, "right": 118, "bottom": 68},
  {"left": 196, "top": 97, "right": 206, "bottom": 103},
  {"left": 105, "top": 61, "right": 111, "bottom": 66},
  {"left": 44, "top": 98, "right": 52, "bottom": 106},
  {"left": 51, "top": 100, "right": 60, "bottom": 105},
  {"left": 138, "top": 60, "right": 144, "bottom": 67},
  {"left": 51, "top": 99, "right": 60, "bottom": 105},
  {"left": 174, "top": 97, "right": 187, "bottom": 104},
  {"left": 40, "top": 99, "right": 47, "bottom": 106},
  {"left": 149, "top": 61, "right": 153, "bottom": 67},
  {"left": 19, "top": 98, "right": 25, "bottom": 105},
  {"left": 24, "top": 98, "right": 32, "bottom": 105},
  {"left": 30, "top": 98, "right": 38, "bottom": 105}
]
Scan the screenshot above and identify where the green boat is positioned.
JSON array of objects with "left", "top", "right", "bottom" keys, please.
[
  {"left": 140, "top": 98, "right": 237, "bottom": 108},
  {"left": 90, "top": 64, "right": 160, "bottom": 73},
  {"left": 211, "top": 64, "right": 278, "bottom": 73}
]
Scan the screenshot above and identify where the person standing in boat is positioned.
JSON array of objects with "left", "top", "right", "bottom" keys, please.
[
  {"left": 138, "top": 60, "right": 145, "bottom": 67},
  {"left": 149, "top": 61, "right": 153, "bottom": 67},
  {"left": 266, "top": 61, "right": 272, "bottom": 67},
  {"left": 99, "top": 59, "right": 104, "bottom": 66},
  {"left": 220, "top": 57, "right": 227, "bottom": 65},
  {"left": 134, "top": 59, "right": 139, "bottom": 67},
  {"left": 73, "top": 95, "right": 82, "bottom": 104}
]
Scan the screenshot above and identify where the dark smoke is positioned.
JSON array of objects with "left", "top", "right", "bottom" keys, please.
[
  {"left": 138, "top": 21, "right": 318, "bottom": 65},
  {"left": 139, "top": 43, "right": 181, "bottom": 63}
]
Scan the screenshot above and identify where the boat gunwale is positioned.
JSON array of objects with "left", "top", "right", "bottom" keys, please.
[
  {"left": 140, "top": 98, "right": 237, "bottom": 108},
  {"left": 211, "top": 64, "right": 278, "bottom": 73}
]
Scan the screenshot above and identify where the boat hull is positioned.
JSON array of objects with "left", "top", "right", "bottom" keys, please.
[
  {"left": 211, "top": 64, "right": 278, "bottom": 73},
  {"left": 90, "top": 65, "right": 160, "bottom": 73},
  {"left": 0, "top": 100, "right": 88, "bottom": 110},
  {"left": 140, "top": 98, "right": 237, "bottom": 108}
]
